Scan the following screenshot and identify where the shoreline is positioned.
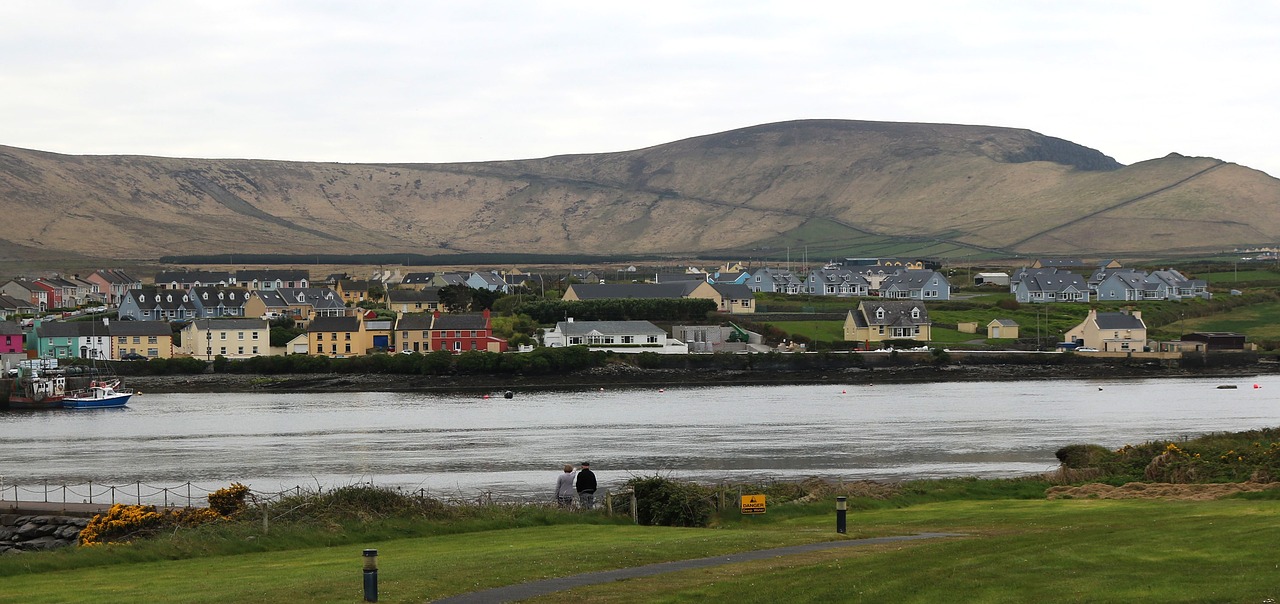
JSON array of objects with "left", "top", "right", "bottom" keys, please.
[{"left": 124, "top": 362, "right": 1280, "bottom": 394}]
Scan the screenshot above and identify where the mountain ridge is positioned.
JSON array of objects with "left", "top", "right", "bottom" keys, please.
[{"left": 2, "top": 119, "right": 1276, "bottom": 263}]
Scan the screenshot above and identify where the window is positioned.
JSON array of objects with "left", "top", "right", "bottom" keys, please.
[
  {"left": 252, "top": 346, "right": 258, "bottom": 354},
  {"left": 622, "top": 336, "right": 634, "bottom": 344},
  {"left": 237, "top": 332, "right": 244, "bottom": 340},
  {"left": 118, "top": 336, "right": 127, "bottom": 344},
  {"left": 345, "top": 343, "right": 351, "bottom": 353},
  {"left": 133, "top": 336, "right": 141, "bottom": 344},
  {"left": 453, "top": 341, "right": 461, "bottom": 351},
  {"left": 344, "top": 333, "right": 351, "bottom": 340},
  {"left": 220, "top": 332, "right": 227, "bottom": 340},
  {"left": 252, "top": 332, "right": 258, "bottom": 340},
  {"left": 147, "top": 348, "right": 158, "bottom": 357},
  {"left": 148, "top": 336, "right": 157, "bottom": 344},
  {"left": 219, "top": 346, "right": 226, "bottom": 355},
  {"left": 316, "top": 344, "right": 323, "bottom": 353},
  {"left": 646, "top": 335, "right": 659, "bottom": 344}
]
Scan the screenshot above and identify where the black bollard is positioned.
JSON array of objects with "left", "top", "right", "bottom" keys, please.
[
  {"left": 363, "top": 549, "right": 379, "bottom": 602},
  {"left": 836, "top": 496, "right": 847, "bottom": 534}
]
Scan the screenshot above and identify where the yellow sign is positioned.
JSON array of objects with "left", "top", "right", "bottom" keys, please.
[{"left": 740, "top": 494, "right": 766, "bottom": 515}]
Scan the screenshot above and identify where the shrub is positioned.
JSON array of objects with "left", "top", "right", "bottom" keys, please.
[
  {"left": 207, "top": 482, "right": 250, "bottom": 517},
  {"left": 1055, "top": 444, "right": 1114, "bottom": 469},
  {"left": 627, "top": 476, "right": 714, "bottom": 527},
  {"left": 80, "top": 504, "right": 222, "bottom": 545}
]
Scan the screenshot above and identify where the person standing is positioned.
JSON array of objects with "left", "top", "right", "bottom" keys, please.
[
  {"left": 555, "top": 464, "right": 576, "bottom": 508},
  {"left": 576, "top": 462, "right": 597, "bottom": 510}
]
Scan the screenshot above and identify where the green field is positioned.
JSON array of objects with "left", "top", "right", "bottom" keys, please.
[
  {"left": 1175, "top": 301, "right": 1280, "bottom": 339},
  {"left": 6, "top": 486, "right": 1280, "bottom": 603}
]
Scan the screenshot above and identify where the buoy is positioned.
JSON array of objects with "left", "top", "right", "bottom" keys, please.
[
  {"left": 599, "top": 387, "right": 604, "bottom": 392},
  {"left": 503, "top": 390, "right": 514, "bottom": 399},
  {"left": 841, "top": 390, "right": 847, "bottom": 394},
  {"left": 1255, "top": 384, "right": 1261, "bottom": 389},
  {"left": 658, "top": 388, "right": 665, "bottom": 393},
  {"left": 482, "top": 394, "right": 490, "bottom": 399}
]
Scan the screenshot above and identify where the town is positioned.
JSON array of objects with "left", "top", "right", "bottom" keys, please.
[{"left": 0, "top": 256, "right": 1253, "bottom": 371}]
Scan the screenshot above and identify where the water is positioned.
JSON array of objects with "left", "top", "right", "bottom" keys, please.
[{"left": 1, "top": 376, "right": 1276, "bottom": 501}]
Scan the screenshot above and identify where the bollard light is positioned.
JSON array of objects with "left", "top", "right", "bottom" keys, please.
[
  {"left": 836, "top": 496, "right": 847, "bottom": 534},
  {"left": 363, "top": 549, "right": 379, "bottom": 602}
]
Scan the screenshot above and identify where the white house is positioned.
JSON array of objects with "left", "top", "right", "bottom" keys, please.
[{"left": 541, "top": 319, "right": 689, "bottom": 354}]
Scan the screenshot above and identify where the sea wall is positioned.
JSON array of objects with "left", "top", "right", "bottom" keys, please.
[{"left": 0, "top": 514, "right": 87, "bottom": 553}]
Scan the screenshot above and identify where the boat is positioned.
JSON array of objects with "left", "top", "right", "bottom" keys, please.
[
  {"left": 7, "top": 367, "right": 67, "bottom": 410},
  {"left": 62, "top": 378, "right": 133, "bottom": 409}
]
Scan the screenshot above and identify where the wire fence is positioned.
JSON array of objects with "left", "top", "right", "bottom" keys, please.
[{"left": 0, "top": 480, "right": 310, "bottom": 509}]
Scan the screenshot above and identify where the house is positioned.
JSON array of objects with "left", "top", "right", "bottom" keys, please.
[
  {"left": 0, "top": 320, "right": 24, "bottom": 354},
  {"left": 399, "top": 272, "right": 437, "bottom": 290},
  {"left": 566, "top": 269, "right": 599, "bottom": 285},
  {"left": 235, "top": 269, "right": 310, "bottom": 291},
  {"left": 1030, "top": 258, "right": 1089, "bottom": 270},
  {"left": 180, "top": 319, "right": 270, "bottom": 359},
  {"left": 503, "top": 272, "right": 545, "bottom": 292},
  {"left": 394, "top": 313, "right": 433, "bottom": 353},
  {"left": 987, "top": 319, "right": 1019, "bottom": 339},
  {"left": 153, "top": 271, "right": 233, "bottom": 290},
  {"left": 244, "top": 288, "right": 346, "bottom": 327},
  {"left": 1013, "top": 269, "right": 1090, "bottom": 303},
  {"left": 189, "top": 286, "right": 252, "bottom": 318},
  {"left": 36, "top": 275, "right": 100, "bottom": 307},
  {"left": 118, "top": 288, "right": 198, "bottom": 321},
  {"left": 431, "top": 272, "right": 470, "bottom": 288},
  {"left": 427, "top": 310, "right": 506, "bottom": 353},
  {"left": 1147, "top": 269, "right": 1210, "bottom": 300},
  {"left": 466, "top": 271, "right": 509, "bottom": 293},
  {"left": 0, "top": 295, "right": 37, "bottom": 319},
  {"left": 85, "top": 269, "right": 141, "bottom": 306},
  {"left": 747, "top": 268, "right": 805, "bottom": 294},
  {"left": 842, "top": 257, "right": 928, "bottom": 270},
  {"left": 306, "top": 316, "right": 368, "bottom": 358},
  {"left": 562, "top": 282, "right": 699, "bottom": 301},
  {"left": 688, "top": 282, "right": 755, "bottom": 314},
  {"left": 542, "top": 319, "right": 687, "bottom": 354},
  {"left": 651, "top": 272, "right": 706, "bottom": 284},
  {"left": 1063, "top": 309, "right": 1147, "bottom": 352},
  {"left": 0, "top": 279, "right": 47, "bottom": 311},
  {"left": 706, "top": 271, "right": 750, "bottom": 286},
  {"left": 35, "top": 321, "right": 111, "bottom": 359},
  {"left": 109, "top": 320, "right": 174, "bottom": 359},
  {"left": 843, "top": 300, "right": 932, "bottom": 345},
  {"left": 879, "top": 270, "right": 951, "bottom": 300},
  {"left": 335, "top": 280, "right": 372, "bottom": 304},
  {"left": 387, "top": 288, "right": 444, "bottom": 314},
  {"left": 805, "top": 268, "right": 871, "bottom": 296}
]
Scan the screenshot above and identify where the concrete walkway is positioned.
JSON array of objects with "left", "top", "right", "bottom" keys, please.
[
  {"left": 0, "top": 499, "right": 113, "bottom": 515},
  {"left": 433, "top": 532, "right": 960, "bottom": 603}
]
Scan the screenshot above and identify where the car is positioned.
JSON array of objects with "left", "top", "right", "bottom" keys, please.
[
  {"left": 1075, "top": 347, "right": 1099, "bottom": 353},
  {"left": 119, "top": 352, "right": 148, "bottom": 361}
]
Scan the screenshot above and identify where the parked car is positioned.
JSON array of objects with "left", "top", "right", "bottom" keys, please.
[
  {"left": 120, "top": 352, "right": 148, "bottom": 361},
  {"left": 1075, "top": 347, "right": 1099, "bottom": 353}
]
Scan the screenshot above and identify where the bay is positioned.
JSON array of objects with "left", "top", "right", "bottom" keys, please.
[{"left": 1, "top": 376, "right": 1276, "bottom": 502}]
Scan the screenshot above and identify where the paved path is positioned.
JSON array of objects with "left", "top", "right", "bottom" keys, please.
[
  {"left": 433, "top": 532, "right": 961, "bottom": 603},
  {"left": 0, "top": 500, "right": 113, "bottom": 515}
]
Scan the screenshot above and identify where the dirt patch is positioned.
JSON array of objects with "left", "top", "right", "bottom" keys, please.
[{"left": 1046, "top": 481, "right": 1280, "bottom": 501}]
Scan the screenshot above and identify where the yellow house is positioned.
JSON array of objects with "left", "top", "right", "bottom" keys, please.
[
  {"left": 394, "top": 313, "right": 433, "bottom": 353},
  {"left": 387, "top": 288, "right": 444, "bottom": 314},
  {"left": 307, "top": 316, "right": 369, "bottom": 357},
  {"left": 335, "top": 280, "right": 371, "bottom": 304},
  {"left": 180, "top": 318, "right": 271, "bottom": 359},
  {"left": 986, "top": 319, "right": 1019, "bottom": 339},
  {"left": 688, "top": 282, "right": 755, "bottom": 314},
  {"left": 109, "top": 321, "right": 174, "bottom": 359},
  {"left": 843, "top": 300, "right": 932, "bottom": 345},
  {"left": 1063, "top": 309, "right": 1147, "bottom": 352}
]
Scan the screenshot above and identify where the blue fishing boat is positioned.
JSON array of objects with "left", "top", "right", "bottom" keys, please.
[{"left": 62, "top": 379, "right": 132, "bottom": 409}]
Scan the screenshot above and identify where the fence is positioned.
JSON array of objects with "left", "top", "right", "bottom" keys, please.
[{"left": 0, "top": 480, "right": 308, "bottom": 509}]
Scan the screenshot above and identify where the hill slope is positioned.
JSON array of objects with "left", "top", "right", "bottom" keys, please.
[{"left": 2, "top": 119, "right": 1277, "bottom": 262}]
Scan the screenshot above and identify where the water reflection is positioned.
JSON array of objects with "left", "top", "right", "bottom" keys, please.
[{"left": 1, "top": 377, "right": 1277, "bottom": 499}]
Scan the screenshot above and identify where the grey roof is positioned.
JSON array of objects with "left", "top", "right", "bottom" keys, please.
[
  {"left": 1020, "top": 272, "right": 1088, "bottom": 293},
  {"left": 0, "top": 320, "right": 22, "bottom": 335},
  {"left": 401, "top": 272, "right": 436, "bottom": 284},
  {"left": 990, "top": 318, "right": 1019, "bottom": 327},
  {"left": 236, "top": 269, "right": 310, "bottom": 282},
  {"left": 128, "top": 288, "right": 198, "bottom": 310},
  {"left": 881, "top": 269, "right": 946, "bottom": 289},
  {"left": 109, "top": 321, "right": 171, "bottom": 336},
  {"left": 568, "top": 283, "right": 698, "bottom": 300},
  {"left": 396, "top": 313, "right": 433, "bottom": 330},
  {"left": 308, "top": 316, "right": 361, "bottom": 332},
  {"left": 431, "top": 313, "right": 489, "bottom": 330},
  {"left": 387, "top": 288, "right": 441, "bottom": 303},
  {"left": 277, "top": 288, "right": 345, "bottom": 310},
  {"left": 190, "top": 318, "right": 268, "bottom": 330},
  {"left": 37, "top": 322, "right": 94, "bottom": 338},
  {"left": 154, "top": 270, "right": 232, "bottom": 285},
  {"left": 710, "top": 283, "right": 754, "bottom": 299},
  {"left": 191, "top": 286, "right": 251, "bottom": 306},
  {"left": 93, "top": 269, "right": 139, "bottom": 284},
  {"left": 653, "top": 273, "right": 706, "bottom": 283},
  {"left": 850, "top": 301, "right": 930, "bottom": 328},
  {"left": 554, "top": 320, "right": 665, "bottom": 336},
  {"left": 1094, "top": 312, "right": 1145, "bottom": 330},
  {"left": 437, "top": 273, "right": 469, "bottom": 286}
]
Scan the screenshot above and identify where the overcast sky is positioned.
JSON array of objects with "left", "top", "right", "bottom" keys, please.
[{"left": 3, "top": 1, "right": 1277, "bottom": 176}]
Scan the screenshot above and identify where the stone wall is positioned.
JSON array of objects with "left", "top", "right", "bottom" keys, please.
[{"left": 0, "top": 513, "right": 88, "bottom": 553}]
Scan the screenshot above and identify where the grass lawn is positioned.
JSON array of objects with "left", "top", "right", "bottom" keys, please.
[
  {"left": 1177, "top": 301, "right": 1280, "bottom": 339},
  {"left": 757, "top": 320, "right": 845, "bottom": 342},
  {"left": 1198, "top": 269, "right": 1280, "bottom": 285},
  {"left": 6, "top": 491, "right": 1280, "bottom": 603}
]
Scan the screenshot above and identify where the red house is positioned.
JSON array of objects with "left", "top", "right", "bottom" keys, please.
[{"left": 428, "top": 309, "right": 507, "bottom": 353}]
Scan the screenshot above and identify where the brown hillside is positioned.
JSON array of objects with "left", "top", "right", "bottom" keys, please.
[{"left": 2, "top": 119, "right": 1277, "bottom": 262}]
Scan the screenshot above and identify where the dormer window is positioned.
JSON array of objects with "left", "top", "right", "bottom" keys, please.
[
  {"left": 911, "top": 308, "right": 920, "bottom": 319},
  {"left": 166, "top": 294, "right": 173, "bottom": 302},
  {"left": 875, "top": 308, "right": 885, "bottom": 319}
]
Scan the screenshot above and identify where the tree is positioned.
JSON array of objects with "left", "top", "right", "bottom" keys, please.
[{"left": 438, "top": 285, "right": 474, "bottom": 312}]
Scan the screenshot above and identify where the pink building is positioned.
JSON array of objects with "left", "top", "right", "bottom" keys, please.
[{"left": 0, "top": 321, "right": 26, "bottom": 354}]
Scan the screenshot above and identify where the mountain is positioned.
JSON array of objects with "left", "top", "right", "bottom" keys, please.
[{"left": 2, "top": 119, "right": 1277, "bottom": 263}]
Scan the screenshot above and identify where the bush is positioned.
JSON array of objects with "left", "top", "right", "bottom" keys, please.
[
  {"left": 627, "top": 476, "right": 714, "bottom": 527},
  {"left": 1055, "top": 444, "right": 1114, "bottom": 469},
  {"left": 207, "top": 482, "right": 250, "bottom": 517}
]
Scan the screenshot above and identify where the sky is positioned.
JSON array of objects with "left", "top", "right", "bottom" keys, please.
[{"left": 2, "top": 1, "right": 1278, "bottom": 176}]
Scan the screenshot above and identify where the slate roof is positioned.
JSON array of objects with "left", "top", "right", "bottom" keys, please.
[
  {"left": 154, "top": 271, "right": 232, "bottom": 285},
  {"left": 431, "top": 313, "right": 489, "bottom": 330},
  {"left": 395, "top": 313, "right": 433, "bottom": 330},
  {"left": 236, "top": 269, "right": 310, "bottom": 282},
  {"left": 401, "top": 272, "right": 436, "bottom": 284},
  {"left": 880, "top": 270, "right": 944, "bottom": 290},
  {"left": 709, "top": 283, "right": 754, "bottom": 299},
  {"left": 0, "top": 320, "right": 22, "bottom": 335},
  {"left": 191, "top": 286, "right": 252, "bottom": 306},
  {"left": 387, "top": 288, "right": 441, "bottom": 303},
  {"left": 189, "top": 318, "right": 268, "bottom": 330},
  {"left": 307, "top": 316, "right": 361, "bottom": 332},
  {"left": 849, "top": 301, "right": 930, "bottom": 328},
  {"left": 128, "top": 288, "right": 198, "bottom": 310},
  {"left": 1019, "top": 272, "right": 1088, "bottom": 293},
  {"left": 1094, "top": 312, "right": 1145, "bottom": 330},
  {"left": 93, "top": 269, "right": 139, "bottom": 285},
  {"left": 567, "top": 283, "right": 699, "bottom": 300},
  {"left": 109, "top": 321, "right": 172, "bottom": 337},
  {"left": 553, "top": 320, "right": 665, "bottom": 336}
]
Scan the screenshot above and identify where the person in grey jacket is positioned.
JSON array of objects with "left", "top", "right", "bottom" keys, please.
[{"left": 555, "top": 464, "right": 576, "bottom": 507}]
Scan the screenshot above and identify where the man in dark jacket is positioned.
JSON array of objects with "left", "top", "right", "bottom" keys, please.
[{"left": 575, "top": 462, "right": 597, "bottom": 510}]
